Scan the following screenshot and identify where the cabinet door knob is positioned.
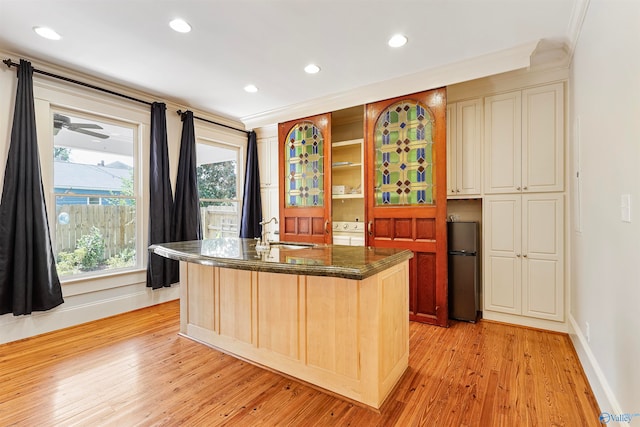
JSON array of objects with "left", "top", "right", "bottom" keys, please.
[
  {"left": 456, "top": 189, "right": 460, "bottom": 193},
  {"left": 523, "top": 254, "right": 528, "bottom": 258},
  {"left": 324, "top": 220, "right": 330, "bottom": 234},
  {"left": 516, "top": 186, "right": 521, "bottom": 191},
  {"left": 516, "top": 253, "right": 521, "bottom": 257},
  {"left": 523, "top": 186, "right": 528, "bottom": 190},
  {"left": 367, "top": 221, "right": 373, "bottom": 236}
]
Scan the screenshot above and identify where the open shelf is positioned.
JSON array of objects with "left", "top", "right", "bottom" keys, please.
[
  {"left": 332, "top": 162, "right": 362, "bottom": 169},
  {"left": 332, "top": 193, "right": 364, "bottom": 200},
  {"left": 332, "top": 138, "right": 364, "bottom": 148}
]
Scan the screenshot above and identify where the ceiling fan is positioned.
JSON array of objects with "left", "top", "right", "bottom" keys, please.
[{"left": 53, "top": 113, "right": 109, "bottom": 139}]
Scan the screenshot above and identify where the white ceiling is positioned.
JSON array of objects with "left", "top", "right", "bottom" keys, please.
[{"left": 0, "top": 0, "right": 579, "bottom": 127}]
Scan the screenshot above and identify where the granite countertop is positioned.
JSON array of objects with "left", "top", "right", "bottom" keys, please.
[{"left": 149, "top": 238, "right": 413, "bottom": 280}]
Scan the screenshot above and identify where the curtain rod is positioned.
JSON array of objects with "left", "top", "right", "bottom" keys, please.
[
  {"left": 3, "top": 58, "right": 251, "bottom": 136},
  {"left": 176, "top": 110, "right": 250, "bottom": 135},
  {"left": 3, "top": 58, "right": 153, "bottom": 106}
]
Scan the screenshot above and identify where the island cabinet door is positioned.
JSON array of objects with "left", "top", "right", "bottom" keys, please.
[
  {"left": 278, "top": 113, "right": 332, "bottom": 244},
  {"left": 365, "top": 88, "right": 448, "bottom": 327}
]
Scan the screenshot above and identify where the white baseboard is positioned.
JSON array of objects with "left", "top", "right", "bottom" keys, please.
[
  {"left": 0, "top": 284, "right": 179, "bottom": 345},
  {"left": 482, "top": 310, "right": 568, "bottom": 333},
  {"left": 568, "top": 314, "right": 630, "bottom": 427}
]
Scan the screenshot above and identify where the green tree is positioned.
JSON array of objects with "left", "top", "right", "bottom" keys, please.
[
  {"left": 106, "top": 169, "right": 134, "bottom": 206},
  {"left": 197, "top": 161, "right": 237, "bottom": 205},
  {"left": 120, "top": 171, "right": 134, "bottom": 197},
  {"left": 54, "top": 147, "right": 71, "bottom": 161}
]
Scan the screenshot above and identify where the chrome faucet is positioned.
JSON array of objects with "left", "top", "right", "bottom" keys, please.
[{"left": 256, "top": 217, "right": 278, "bottom": 251}]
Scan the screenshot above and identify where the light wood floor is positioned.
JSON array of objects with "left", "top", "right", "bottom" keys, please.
[{"left": 0, "top": 300, "right": 601, "bottom": 426}]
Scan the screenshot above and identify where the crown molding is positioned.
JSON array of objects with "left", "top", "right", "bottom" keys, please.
[
  {"left": 566, "top": 0, "right": 591, "bottom": 62},
  {"left": 241, "top": 40, "right": 538, "bottom": 129}
]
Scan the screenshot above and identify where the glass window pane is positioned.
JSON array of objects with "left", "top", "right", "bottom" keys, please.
[
  {"left": 284, "top": 121, "right": 324, "bottom": 207},
  {"left": 196, "top": 142, "right": 240, "bottom": 239},
  {"left": 53, "top": 113, "right": 137, "bottom": 276},
  {"left": 374, "top": 101, "right": 434, "bottom": 206}
]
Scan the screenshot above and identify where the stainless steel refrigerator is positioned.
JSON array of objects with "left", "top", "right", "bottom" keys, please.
[{"left": 447, "top": 221, "right": 479, "bottom": 322}]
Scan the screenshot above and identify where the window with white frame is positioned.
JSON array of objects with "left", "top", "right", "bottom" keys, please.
[
  {"left": 196, "top": 141, "right": 241, "bottom": 239},
  {"left": 52, "top": 111, "right": 138, "bottom": 277}
]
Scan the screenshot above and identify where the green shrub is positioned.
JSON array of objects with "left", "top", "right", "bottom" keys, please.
[
  {"left": 56, "top": 227, "right": 106, "bottom": 274},
  {"left": 56, "top": 250, "right": 82, "bottom": 276},
  {"left": 76, "top": 227, "right": 105, "bottom": 269},
  {"left": 106, "top": 247, "right": 136, "bottom": 269}
]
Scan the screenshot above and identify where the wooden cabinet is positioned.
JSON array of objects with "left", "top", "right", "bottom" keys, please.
[
  {"left": 484, "top": 83, "right": 564, "bottom": 194},
  {"left": 179, "top": 260, "right": 410, "bottom": 409},
  {"left": 278, "top": 113, "right": 332, "bottom": 244},
  {"left": 365, "top": 88, "right": 448, "bottom": 326},
  {"left": 483, "top": 194, "right": 564, "bottom": 322},
  {"left": 446, "top": 99, "right": 482, "bottom": 197}
]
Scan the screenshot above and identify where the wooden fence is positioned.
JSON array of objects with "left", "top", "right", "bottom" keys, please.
[
  {"left": 200, "top": 205, "right": 238, "bottom": 239},
  {"left": 55, "top": 204, "right": 136, "bottom": 259},
  {"left": 55, "top": 204, "right": 239, "bottom": 260}
]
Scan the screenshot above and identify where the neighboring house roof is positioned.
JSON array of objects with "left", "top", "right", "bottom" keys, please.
[{"left": 54, "top": 160, "right": 132, "bottom": 192}]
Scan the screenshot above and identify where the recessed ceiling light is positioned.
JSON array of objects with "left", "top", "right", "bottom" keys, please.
[
  {"left": 388, "top": 34, "right": 408, "bottom": 48},
  {"left": 304, "top": 64, "right": 321, "bottom": 74},
  {"left": 33, "top": 26, "right": 61, "bottom": 40},
  {"left": 244, "top": 84, "right": 258, "bottom": 93},
  {"left": 169, "top": 18, "right": 192, "bottom": 33}
]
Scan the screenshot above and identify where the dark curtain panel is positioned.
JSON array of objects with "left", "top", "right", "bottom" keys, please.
[
  {"left": 146, "top": 102, "right": 178, "bottom": 289},
  {"left": 0, "top": 59, "right": 64, "bottom": 315},
  {"left": 239, "top": 130, "right": 263, "bottom": 238},
  {"left": 172, "top": 110, "right": 202, "bottom": 243}
]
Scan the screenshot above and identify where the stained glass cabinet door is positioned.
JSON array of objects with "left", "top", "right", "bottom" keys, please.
[
  {"left": 278, "top": 113, "right": 332, "bottom": 244},
  {"left": 365, "top": 88, "right": 448, "bottom": 326}
]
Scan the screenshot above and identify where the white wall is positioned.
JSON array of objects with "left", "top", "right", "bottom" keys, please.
[
  {"left": 569, "top": 0, "right": 640, "bottom": 418},
  {"left": 0, "top": 49, "right": 247, "bottom": 344}
]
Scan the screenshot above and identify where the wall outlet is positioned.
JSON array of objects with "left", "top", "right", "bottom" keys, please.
[
  {"left": 621, "top": 194, "right": 631, "bottom": 223},
  {"left": 586, "top": 321, "right": 591, "bottom": 343}
]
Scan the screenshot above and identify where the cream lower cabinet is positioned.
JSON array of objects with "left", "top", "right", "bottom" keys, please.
[
  {"left": 483, "top": 194, "right": 564, "bottom": 322},
  {"left": 446, "top": 99, "right": 482, "bottom": 197},
  {"left": 260, "top": 187, "right": 280, "bottom": 238}
]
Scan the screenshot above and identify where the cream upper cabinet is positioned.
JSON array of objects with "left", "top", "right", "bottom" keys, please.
[
  {"left": 484, "top": 83, "right": 564, "bottom": 194},
  {"left": 257, "top": 136, "right": 278, "bottom": 187},
  {"left": 447, "top": 99, "right": 482, "bottom": 197},
  {"left": 446, "top": 104, "right": 456, "bottom": 197},
  {"left": 483, "top": 193, "right": 564, "bottom": 322},
  {"left": 258, "top": 136, "right": 279, "bottom": 237},
  {"left": 484, "top": 92, "right": 521, "bottom": 194}
]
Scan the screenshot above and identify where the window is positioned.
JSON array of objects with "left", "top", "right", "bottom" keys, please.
[
  {"left": 52, "top": 112, "right": 137, "bottom": 277},
  {"left": 196, "top": 141, "right": 241, "bottom": 239}
]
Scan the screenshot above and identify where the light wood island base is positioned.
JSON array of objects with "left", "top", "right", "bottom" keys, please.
[{"left": 179, "top": 260, "right": 409, "bottom": 409}]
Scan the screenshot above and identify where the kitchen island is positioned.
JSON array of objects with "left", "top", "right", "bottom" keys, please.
[{"left": 150, "top": 238, "right": 413, "bottom": 409}]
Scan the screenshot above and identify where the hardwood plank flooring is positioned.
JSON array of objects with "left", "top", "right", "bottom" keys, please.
[{"left": 0, "top": 301, "right": 602, "bottom": 426}]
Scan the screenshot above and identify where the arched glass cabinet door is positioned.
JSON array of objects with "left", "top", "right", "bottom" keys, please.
[
  {"left": 365, "top": 88, "right": 448, "bottom": 326},
  {"left": 278, "top": 113, "right": 332, "bottom": 244}
]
